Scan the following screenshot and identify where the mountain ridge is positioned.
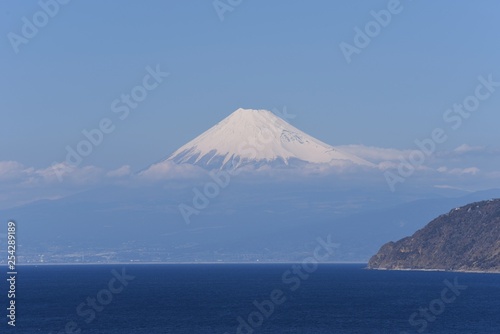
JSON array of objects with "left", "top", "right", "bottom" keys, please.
[{"left": 368, "top": 198, "right": 500, "bottom": 273}]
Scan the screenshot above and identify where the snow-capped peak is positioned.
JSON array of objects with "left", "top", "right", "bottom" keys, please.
[{"left": 165, "top": 108, "right": 374, "bottom": 169}]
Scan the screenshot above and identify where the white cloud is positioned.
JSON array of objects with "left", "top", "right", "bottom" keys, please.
[
  {"left": 433, "top": 184, "right": 471, "bottom": 191},
  {"left": 0, "top": 161, "right": 108, "bottom": 209},
  {"left": 0, "top": 160, "right": 113, "bottom": 190},
  {"left": 336, "top": 145, "right": 411, "bottom": 163},
  {"left": 0, "top": 161, "right": 31, "bottom": 181},
  {"left": 106, "top": 165, "right": 131, "bottom": 178},
  {"left": 453, "top": 144, "right": 485, "bottom": 155},
  {"left": 438, "top": 166, "right": 480, "bottom": 176},
  {"left": 437, "top": 166, "right": 448, "bottom": 173},
  {"left": 138, "top": 161, "right": 206, "bottom": 180},
  {"left": 32, "top": 162, "right": 104, "bottom": 185}
]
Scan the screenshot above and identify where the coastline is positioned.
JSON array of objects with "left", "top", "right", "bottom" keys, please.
[
  {"left": 367, "top": 266, "right": 500, "bottom": 275},
  {"left": 4, "top": 261, "right": 366, "bottom": 267}
]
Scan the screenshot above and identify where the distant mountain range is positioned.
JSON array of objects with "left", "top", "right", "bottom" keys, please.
[
  {"left": 368, "top": 199, "right": 500, "bottom": 272},
  {"left": 3, "top": 181, "right": 500, "bottom": 264}
]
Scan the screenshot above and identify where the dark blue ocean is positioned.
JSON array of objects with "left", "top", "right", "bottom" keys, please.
[{"left": 4, "top": 264, "right": 500, "bottom": 333}]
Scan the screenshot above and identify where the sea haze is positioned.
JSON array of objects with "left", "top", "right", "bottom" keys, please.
[
  {"left": 4, "top": 184, "right": 500, "bottom": 264},
  {"left": 9, "top": 264, "right": 500, "bottom": 333}
]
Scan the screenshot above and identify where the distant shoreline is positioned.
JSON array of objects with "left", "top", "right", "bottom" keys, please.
[
  {"left": 4, "top": 261, "right": 366, "bottom": 266},
  {"left": 367, "top": 267, "right": 500, "bottom": 274},
  {"left": 5, "top": 263, "right": 499, "bottom": 274}
]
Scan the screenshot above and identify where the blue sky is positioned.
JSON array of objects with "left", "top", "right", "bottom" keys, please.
[{"left": 1, "top": 1, "right": 500, "bottom": 188}]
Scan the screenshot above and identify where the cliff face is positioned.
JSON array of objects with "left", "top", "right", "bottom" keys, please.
[{"left": 368, "top": 199, "right": 500, "bottom": 272}]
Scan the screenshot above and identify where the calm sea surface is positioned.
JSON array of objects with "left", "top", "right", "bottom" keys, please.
[{"left": 5, "top": 264, "right": 500, "bottom": 333}]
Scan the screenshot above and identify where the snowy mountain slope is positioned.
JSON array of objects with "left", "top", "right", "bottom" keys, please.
[{"left": 165, "top": 108, "right": 374, "bottom": 170}]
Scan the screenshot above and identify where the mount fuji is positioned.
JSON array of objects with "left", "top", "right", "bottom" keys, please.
[{"left": 161, "top": 108, "right": 374, "bottom": 170}]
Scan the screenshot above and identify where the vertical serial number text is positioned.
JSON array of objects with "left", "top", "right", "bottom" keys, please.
[{"left": 7, "top": 221, "right": 17, "bottom": 327}]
